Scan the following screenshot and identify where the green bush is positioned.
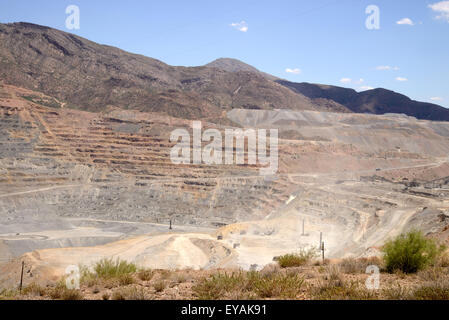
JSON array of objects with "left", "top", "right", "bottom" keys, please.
[
  {"left": 277, "top": 248, "right": 317, "bottom": 268},
  {"left": 382, "top": 230, "right": 444, "bottom": 274},
  {"left": 94, "top": 258, "right": 137, "bottom": 279}
]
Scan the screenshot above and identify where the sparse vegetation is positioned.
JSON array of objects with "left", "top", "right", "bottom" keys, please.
[
  {"left": 47, "top": 282, "right": 83, "bottom": 300},
  {"left": 3, "top": 255, "right": 449, "bottom": 301},
  {"left": 93, "top": 258, "right": 137, "bottom": 279},
  {"left": 338, "top": 256, "right": 383, "bottom": 274},
  {"left": 153, "top": 280, "right": 167, "bottom": 293},
  {"left": 311, "top": 279, "right": 376, "bottom": 300},
  {"left": 138, "top": 269, "right": 154, "bottom": 281},
  {"left": 22, "top": 283, "right": 46, "bottom": 297},
  {"left": 192, "top": 270, "right": 305, "bottom": 300},
  {"left": 277, "top": 248, "right": 317, "bottom": 268},
  {"left": 112, "top": 286, "right": 145, "bottom": 300},
  {"left": 410, "top": 282, "right": 449, "bottom": 300},
  {"left": 382, "top": 230, "right": 445, "bottom": 274}
]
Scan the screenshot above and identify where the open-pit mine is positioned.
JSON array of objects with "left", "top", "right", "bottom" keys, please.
[
  {"left": 1, "top": 82, "right": 449, "bottom": 289},
  {"left": 0, "top": 22, "right": 449, "bottom": 292}
]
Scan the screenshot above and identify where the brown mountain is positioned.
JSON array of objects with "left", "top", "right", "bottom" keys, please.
[
  {"left": 205, "top": 58, "right": 278, "bottom": 81},
  {"left": 277, "top": 80, "right": 449, "bottom": 121},
  {"left": 0, "top": 22, "right": 348, "bottom": 121},
  {"left": 1, "top": 22, "right": 446, "bottom": 122}
]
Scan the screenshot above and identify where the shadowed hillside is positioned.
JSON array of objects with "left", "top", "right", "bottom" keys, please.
[{"left": 277, "top": 80, "right": 449, "bottom": 121}]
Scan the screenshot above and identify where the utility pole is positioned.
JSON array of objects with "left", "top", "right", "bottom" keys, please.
[
  {"left": 19, "top": 261, "right": 24, "bottom": 294},
  {"left": 302, "top": 219, "right": 305, "bottom": 236},
  {"left": 169, "top": 219, "right": 172, "bottom": 230},
  {"left": 319, "top": 232, "right": 322, "bottom": 250},
  {"left": 321, "top": 242, "right": 325, "bottom": 264}
]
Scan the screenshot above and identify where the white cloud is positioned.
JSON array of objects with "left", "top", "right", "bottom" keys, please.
[
  {"left": 397, "top": 18, "right": 414, "bottom": 25},
  {"left": 429, "top": 1, "right": 449, "bottom": 22},
  {"left": 359, "top": 86, "right": 374, "bottom": 91},
  {"left": 340, "top": 78, "right": 364, "bottom": 85},
  {"left": 230, "top": 21, "right": 248, "bottom": 32},
  {"left": 285, "top": 68, "right": 301, "bottom": 75},
  {"left": 376, "top": 65, "right": 400, "bottom": 71},
  {"left": 430, "top": 97, "right": 444, "bottom": 101},
  {"left": 396, "top": 77, "right": 408, "bottom": 82}
]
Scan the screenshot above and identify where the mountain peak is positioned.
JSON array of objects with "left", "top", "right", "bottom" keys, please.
[{"left": 205, "top": 58, "right": 278, "bottom": 80}]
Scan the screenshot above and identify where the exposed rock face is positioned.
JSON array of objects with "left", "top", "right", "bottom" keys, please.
[{"left": 277, "top": 81, "right": 449, "bottom": 121}]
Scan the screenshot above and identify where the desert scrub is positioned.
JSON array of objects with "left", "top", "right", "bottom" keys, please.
[
  {"left": 338, "top": 257, "right": 383, "bottom": 274},
  {"left": 47, "top": 282, "right": 83, "bottom": 300},
  {"left": 381, "top": 285, "right": 411, "bottom": 300},
  {"left": 0, "top": 288, "right": 18, "bottom": 300},
  {"left": 277, "top": 248, "right": 317, "bottom": 268},
  {"left": 311, "top": 279, "right": 377, "bottom": 300},
  {"left": 417, "top": 266, "right": 447, "bottom": 281},
  {"left": 193, "top": 271, "right": 305, "bottom": 300},
  {"left": 22, "top": 282, "right": 46, "bottom": 297},
  {"left": 112, "top": 286, "right": 146, "bottom": 300},
  {"left": 94, "top": 258, "right": 137, "bottom": 279},
  {"left": 382, "top": 230, "right": 445, "bottom": 274},
  {"left": 118, "top": 273, "right": 135, "bottom": 286},
  {"left": 79, "top": 265, "right": 99, "bottom": 287},
  {"left": 153, "top": 280, "right": 167, "bottom": 293},
  {"left": 410, "top": 282, "right": 449, "bottom": 300},
  {"left": 250, "top": 272, "right": 305, "bottom": 299},
  {"left": 193, "top": 271, "right": 249, "bottom": 300},
  {"left": 138, "top": 269, "right": 154, "bottom": 281}
]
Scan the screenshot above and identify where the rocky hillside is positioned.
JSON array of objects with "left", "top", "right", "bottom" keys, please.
[
  {"left": 0, "top": 22, "right": 348, "bottom": 120},
  {"left": 277, "top": 81, "right": 449, "bottom": 121}
]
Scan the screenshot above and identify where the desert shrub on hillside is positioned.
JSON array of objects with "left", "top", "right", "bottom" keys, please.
[
  {"left": 94, "top": 258, "right": 137, "bottom": 279},
  {"left": 47, "top": 282, "right": 83, "bottom": 300},
  {"left": 382, "top": 230, "right": 444, "bottom": 274},
  {"left": 112, "top": 286, "right": 145, "bottom": 300},
  {"left": 192, "top": 270, "right": 304, "bottom": 300},
  {"left": 277, "top": 248, "right": 317, "bottom": 268},
  {"left": 410, "top": 282, "right": 449, "bottom": 300},
  {"left": 339, "top": 256, "right": 383, "bottom": 274},
  {"left": 22, "top": 283, "right": 46, "bottom": 297},
  {"left": 137, "top": 269, "right": 154, "bottom": 281}
]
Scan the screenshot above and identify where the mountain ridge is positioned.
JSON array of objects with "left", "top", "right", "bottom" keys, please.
[
  {"left": 0, "top": 22, "right": 447, "bottom": 121},
  {"left": 277, "top": 80, "right": 449, "bottom": 121},
  {"left": 0, "top": 22, "right": 347, "bottom": 120}
]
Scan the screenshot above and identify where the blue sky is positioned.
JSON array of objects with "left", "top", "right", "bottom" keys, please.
[{"left": 1, "top": 0, "right": 448, "bottom": 107}]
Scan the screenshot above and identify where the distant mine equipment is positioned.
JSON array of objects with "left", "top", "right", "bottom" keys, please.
[{"left": 217, "top": 235, "right": 223, "bottom": 240}]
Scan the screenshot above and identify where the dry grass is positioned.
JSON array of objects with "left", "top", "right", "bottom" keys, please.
[
  {"left": 338, "top": 257, "right": 383, "bottom": 274},
  {"left": 311, "top": 279, "right": 376, "bottom": 300},
  {"left": 22, "top": 283, "right": 46, "bottom": 297},
  {"left": 138, "top": 269, "right": 155, "bottom": 281},
  {"left": 112, "top": 286, "right": 146, "bottom": 300},
  {"left": 192, "top": 270, "right": 305, "bottom": 300},
  {"left": 47, "top": 282, "right": 83, "bottom": 300},
  {"left": 153, "top": 280, "right": 167, "bottom": 293}
]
